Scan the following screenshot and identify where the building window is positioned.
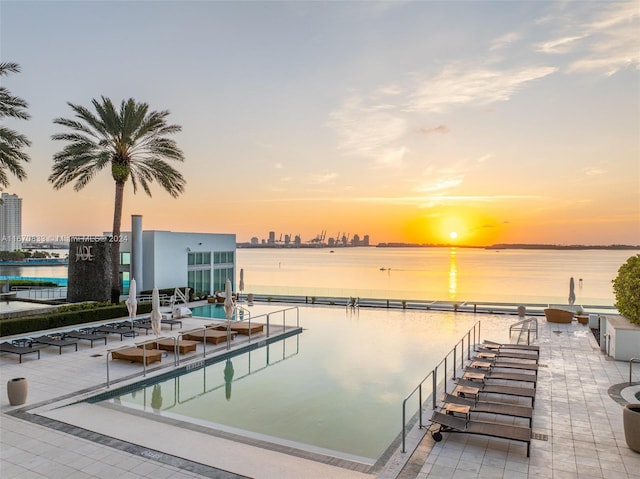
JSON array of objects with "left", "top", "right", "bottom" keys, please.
[
  {"left": 120, "top": 252, "right": 130, "bottom": 265},
  {"left": 188, "top": 251, "right": 233, "bottom": 296},
  {"left": 213, "top": 267, "right": 234, "bottom": 293},
  {"left": 213, "top": 251, "right": 234, "bottom": 264}
]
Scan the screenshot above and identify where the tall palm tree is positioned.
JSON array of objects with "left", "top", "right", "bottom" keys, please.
[
  {"left": 50, "top": 96, "right": 186, "bottom": 303},
  {"left": 0, "top": 62, "right": 31, "bottom": 191}
]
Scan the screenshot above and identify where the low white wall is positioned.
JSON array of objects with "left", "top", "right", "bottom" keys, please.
[{"left": 604, "top": 315, "right": 640, "bottom": 361}]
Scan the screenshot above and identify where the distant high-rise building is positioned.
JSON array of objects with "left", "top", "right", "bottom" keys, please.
[
  {"left": 363, "top": 235, "right": 370, "bottom": 246},
  {"left": 268, "top": 231, "right": 275, "bottom": 244},
  {"left": 0, "top": 193, "right": 22, "bottom": 251}
]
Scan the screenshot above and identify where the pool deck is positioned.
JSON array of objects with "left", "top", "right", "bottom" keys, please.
[{"left": 2, "top": 304, "right": 640, "bottom": 479}]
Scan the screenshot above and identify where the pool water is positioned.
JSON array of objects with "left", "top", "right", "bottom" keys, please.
[{"left": 108, "top": 304, "right": 514, "bottom": 462}]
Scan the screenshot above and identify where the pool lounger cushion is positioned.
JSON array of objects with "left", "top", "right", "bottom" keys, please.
[
  {"left": 183, "top": 329, "right": 238, "bottom": 344},
  {"left": 442, "top": 392, "right": 533, "bottom": 427},
  {"left": 430, "top": 410, "right": 531, "bottom": 457},
  {"left": 0, "top": 342, "right": 45, "bottom": 363},
  {"left": 210, "top": 322, "right": 264, "bottom": 335},
  {"left": 111, "top": 347, "right": 162, "bottom": 365},
  {"left": 140, "top": 338, "right": 198, "bottom": 354}
]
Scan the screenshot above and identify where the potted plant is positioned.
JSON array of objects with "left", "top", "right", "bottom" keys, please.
[
  {"left": 624, "top": 404, "right": 640, "bottom": 452},
  {"left": 613, "top": 255, "right": 640, "bottom": 451},
  {"left": 7, "top": 377, "right": 28, "bottom": 405}
]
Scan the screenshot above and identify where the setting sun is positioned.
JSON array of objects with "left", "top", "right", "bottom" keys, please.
[{"left": 449, "top": 231, "right": 458, "bottom": 240}]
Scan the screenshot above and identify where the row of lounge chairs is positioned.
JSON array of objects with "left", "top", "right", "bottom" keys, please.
[
  {"left": 1, "top": 318, "right": 266, "bottom": 364},
  {"left": 429, "top": 339, "right": 540, "bottom": 457}
]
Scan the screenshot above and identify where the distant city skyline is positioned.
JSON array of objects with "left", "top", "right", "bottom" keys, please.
[{"left": 2, "top": 1, "right": 638, "bottom": 246}]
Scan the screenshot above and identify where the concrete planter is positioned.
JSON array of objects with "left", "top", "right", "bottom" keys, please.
[
  {"left": 624, "top": 404, "right": 640, "bottom": 453},
  {"left": 7, "top": 377, "right": 28, "bottom": 406}
]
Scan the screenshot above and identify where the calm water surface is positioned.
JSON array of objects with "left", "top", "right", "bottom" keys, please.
[
  {"left": 2, "top": 247, "right": 636, "bottom": 305},
  {"left": 111, "top": 304, "right": 514, "bottom": 461},
  {"left": 237, "top": 247, "right": 637, "bottom": 305}
]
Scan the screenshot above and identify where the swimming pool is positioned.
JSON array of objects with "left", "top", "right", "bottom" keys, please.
[{"left": 103, "top": 304, "right": 514, "bottom": 463}]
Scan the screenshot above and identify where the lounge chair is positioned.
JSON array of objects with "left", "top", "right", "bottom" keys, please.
[
  {"left": 210, "top": 322, "right": 264, "bottom": 335},
  {"left": 442, "top": 393, "right": 533, "bottom": 427},
  {"left": 94, "top": 324, "right": 137, "bottom": 340},
  {"left": 430, "top": 410, "right": 531, "bottom": 457},
  {"left": 183, "top": 329, "right": 238, "bottom": 345},
  {"left": 455, "top": 378, "right": 536, "bottom": 405},
  {"left": 111, "top": 347, "right": 162, "bottom": 365},
  {"left": 64, "top": 331, "right": 108, "bottom": 348},
  {"left": 31, "top": 335, "right": 79, "bottom": 354},
  {"left": 543, "top": 308, "right": 573, "bottom": 324},
  {"left": 469, "top": 358, "right": 539, "bottom": 372},
  {"left": 462, "top": 367, "right": 538, "bottom": 387},
  {"left": 161, "top": 317, "right": 183, "bottom": 329},
  {"left": 475, "top": 347, "right": 538, "bottom": 361},
  {"left": 0, "top": 342, "right": 45, "bottom": 363},
  {"left": 483, "top": 340, "right": 540, "bottom": 352},
  {"left": 140, "top": 338, "right": 198, "bottom": 354}
]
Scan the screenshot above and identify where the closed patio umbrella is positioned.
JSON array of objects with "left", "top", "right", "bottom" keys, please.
[
  {"left": 151, "top": 287, "right": 162, "bottom": 336},
  {"left": 568, "top": 277, "right": 576, "bottom": 305},
  {"left": 224, "top": 279, "right": 234, "bottom": 346},
  {"left": 224, "top": 279, "right": 234, "bottom": 320},
  {"left": 151, "top": 384, "right": 163, "bottom": 412},
  {"left": 224, "top": 358, "right": 234, "bottom": 401},
  {"left": 239, "top": 268, "right": 244, "bottom": 300},
  {"left": 126, "top": 278, "right": 137, "bottom": 330}
]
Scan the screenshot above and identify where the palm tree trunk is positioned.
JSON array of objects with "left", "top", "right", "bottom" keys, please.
[{"left": 111, "top": 180, "right": 125, "bottom": 303}]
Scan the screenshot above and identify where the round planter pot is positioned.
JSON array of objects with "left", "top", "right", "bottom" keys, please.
[
  {"left": 7, "top": 377, "right": 28, "bottom": 406},
  {"left": 623, "top": 404, "right": 640, "bottom": 453}
]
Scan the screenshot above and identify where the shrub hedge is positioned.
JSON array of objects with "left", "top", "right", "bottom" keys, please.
[
  {"left": 0, "top": 302, "right": 153, "bottom": 337},
  {"left": 613, "top": 254, "right": 640, "bottom": 325}
]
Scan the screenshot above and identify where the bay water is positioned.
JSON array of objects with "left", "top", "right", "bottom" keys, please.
[{"left": 2, "top": 247, "right": 636, "bottom": 306}]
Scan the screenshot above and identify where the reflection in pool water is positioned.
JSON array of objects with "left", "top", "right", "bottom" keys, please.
[{"left": 106, "top": 305, "right": 514, "bottom": 462}]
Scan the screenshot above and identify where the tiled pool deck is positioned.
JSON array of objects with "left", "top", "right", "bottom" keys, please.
[{"left": 1, "top": 303, "right": 639, "bottom": 479}]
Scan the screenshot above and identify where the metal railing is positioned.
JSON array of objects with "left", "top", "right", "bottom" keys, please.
[
  {"left": 400, "top": 320, "right": 481, "bottom": 453},
  {"left": 630, "top": 358, "right": 640, "bottom": 384},
  {"left": 12, "top": 286, "right": 68, "bottom": 300},
  {"left": 106, "top": 337, "right": 171, "bottom": 387},
  {"left": 509, "top": 317, "right": 538, "bottom": 345},
  {"left": 105, "top": 306, "right": 301, "bottom": 386}
]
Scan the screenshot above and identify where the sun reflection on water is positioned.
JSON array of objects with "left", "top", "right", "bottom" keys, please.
[{"left": 448, "top": 248, "right": 458, "bottom": 300}]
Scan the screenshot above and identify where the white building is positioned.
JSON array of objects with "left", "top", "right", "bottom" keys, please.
[
  {"left": 118, "top": 216, "right": 236, "bottom": 297},
  {"left": 0, "top": 193, "right": 22, "bottom": 252}
]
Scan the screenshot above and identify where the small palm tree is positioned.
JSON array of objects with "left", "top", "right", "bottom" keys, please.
[
  {"left": 50, "top": 96, "right": 186, "bottom": 303},
  {"left": 0, "top": 62, "right": 31, "bottom": 191}
]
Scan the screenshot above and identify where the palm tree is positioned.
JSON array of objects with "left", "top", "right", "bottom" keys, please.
[
  {"left": 0, "top": 62, "right": 31, "bottom": 191},
  {"left": 50, "top": 96, "right": 186, "bottom": 303}
]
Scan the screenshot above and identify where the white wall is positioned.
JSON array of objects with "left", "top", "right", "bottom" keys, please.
[{"left": 119, "top": 229, "right": 236, "bottom": 294}]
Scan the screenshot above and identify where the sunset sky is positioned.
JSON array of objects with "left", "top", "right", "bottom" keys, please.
[{"left": 2, "top": 1, "right": 638, "bottom": 246}]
